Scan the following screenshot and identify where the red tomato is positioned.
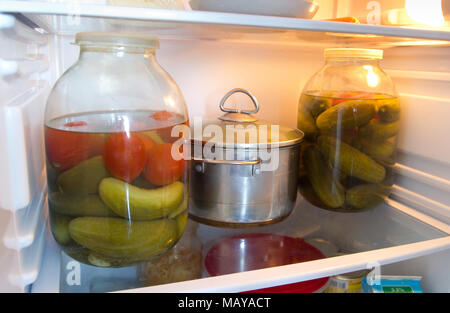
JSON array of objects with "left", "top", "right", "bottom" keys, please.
[
  {"left": 150, "top": 110, "right": 175, "bottom": 121},
  {"left": 134, "top": 133, "right": 156, "bottom": 152},
  {"left": 144, "top": 143, "right": 185, "bottom": 186},
  {"left": 157, "top": 126, "right": 179, "bottom": 143},
  {"left": 103, "top": 133, "right": 147, "bottom": 182},
  {"left": 64, "top": 121, "right": 87, "bottom": 127},
  {"left": 45, "top": 127, "right": 104, "bottom": 171}
]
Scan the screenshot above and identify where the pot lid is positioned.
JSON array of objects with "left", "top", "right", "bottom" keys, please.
[{"left": 191, "top": 89, "right": 304, "bottom": 149}]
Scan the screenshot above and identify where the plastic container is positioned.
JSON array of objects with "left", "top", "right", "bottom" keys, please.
[
  {"left": 326, "top": 269, "right": 372, "bottom": 293},
  {"left": 44, "top": 32, "right": 189, "bottom": 267},
  {"left": 298, "top": 48, "right": 399, "bottom": 212},
  {"left": 205, "top": 233, "right": 329, "bottom": 293}
]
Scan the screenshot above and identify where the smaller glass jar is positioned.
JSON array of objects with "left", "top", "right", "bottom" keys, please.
[
  {"left": 298, "top": 48, "right": 400, "bottom": 212},
  {"left": 137, "top": 218, "right": 203, "bottom": 286}
]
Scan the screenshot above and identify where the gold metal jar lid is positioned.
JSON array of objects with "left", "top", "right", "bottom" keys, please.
[
  {"left": 324, "top": 48, "right": 383, "bottom": 59},
  {"left": 75, "top": 32, "right": 160, "bottom": 49}
]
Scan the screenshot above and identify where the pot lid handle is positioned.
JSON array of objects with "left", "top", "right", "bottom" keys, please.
[
  {"left": 219, "top": 88, "right": 259, "bottom": 114},
  {"left": 219, "top": 88, "right": 259, "bottom": 122}
]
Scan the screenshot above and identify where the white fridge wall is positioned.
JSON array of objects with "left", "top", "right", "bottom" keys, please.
[{"left": 56, "top": 35, "right": 324, "bottom": 129}]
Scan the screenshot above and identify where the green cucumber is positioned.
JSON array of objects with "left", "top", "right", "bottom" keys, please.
[
  {"left": 316, "top": 100, "right": 376, "bottom": 131},
  {"left": 318, "top": 136, "right": 386, "bottom": 183},
  {"left": 99, "top": 177, "right": 184, "bottom": 220}
]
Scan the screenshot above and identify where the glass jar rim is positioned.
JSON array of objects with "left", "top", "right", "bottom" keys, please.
[
  {"left": 324, "top": 48, "right": 383, "bottom": 60},
  {"left": 74, "top": 32, "right": 160, "bottom": 49}
]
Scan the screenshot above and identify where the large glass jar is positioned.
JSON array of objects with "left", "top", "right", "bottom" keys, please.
[
  {"left": 45, "top": 33, "right": 189, "bottom": 267},
  {"left": 298, "top": 48, "right": 399, "bottom": 212}
]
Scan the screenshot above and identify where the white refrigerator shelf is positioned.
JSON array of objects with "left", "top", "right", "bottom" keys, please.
[
  {"left": 31, "top": 195, "right": 450, "bottom": 293},
  {"left": 1, "top": 1, "right": 450, "bottom": 47}
]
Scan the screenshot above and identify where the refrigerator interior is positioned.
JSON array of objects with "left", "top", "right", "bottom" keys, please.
[{"left": 1, "top": 0, "right": 450, "bottom": 293}]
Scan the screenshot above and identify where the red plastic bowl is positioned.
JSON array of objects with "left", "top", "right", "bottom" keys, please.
[{"left": 205, "top": 233, "right": 329, "bottom": 293}]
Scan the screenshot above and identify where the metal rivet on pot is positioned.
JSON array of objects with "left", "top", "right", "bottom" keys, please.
[{"left": 194, "top": 163, "right": 204, "bottom": 173}]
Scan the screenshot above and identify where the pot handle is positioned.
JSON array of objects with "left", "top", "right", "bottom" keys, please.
[
  {"left": 219, "top": 88, "right": 259, "bottom": 114},
  {"left": 193, "top": 158, "right": 261, "bottom": 175}
]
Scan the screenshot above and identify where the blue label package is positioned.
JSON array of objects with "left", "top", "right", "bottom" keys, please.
[{"left": 362, "top": 276, "right": 423, "bottom": 293}]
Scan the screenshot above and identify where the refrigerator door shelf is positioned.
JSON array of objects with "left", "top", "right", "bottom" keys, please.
[{"left": 1, "top": 201, "right": 47, "bottom": 292}]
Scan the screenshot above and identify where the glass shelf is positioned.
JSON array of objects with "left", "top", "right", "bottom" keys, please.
[
  {"left": 2, "top": 1, "right": 450, "bottom": 48},
  {"left": 51, "top": 194, "right": 448, "bottom": 293}
]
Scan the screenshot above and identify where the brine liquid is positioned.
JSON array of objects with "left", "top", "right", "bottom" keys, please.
[
  {"left": 45, "top": 110, "right": 189, "bottom": 267},
  {"left": 298, "top": 92, "right": 400, "bottom": 212}
]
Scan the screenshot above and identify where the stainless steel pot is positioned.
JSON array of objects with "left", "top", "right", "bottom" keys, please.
[{"left": 189, "top": 89, "right": 304, "bottom": 227}]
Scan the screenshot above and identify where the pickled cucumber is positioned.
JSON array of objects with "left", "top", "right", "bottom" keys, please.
[
  {"left": 361, "top": 138, "right": 395, "bottom": 161},
  {"left": 318, "top": 136, "right": 386, "bottom": 183},
  {"left": 99, "top": 177, "right": 185, "bottom": 220},
  {"left": 51, "top": 214, "right": 72, "bottom": 245},
  {"left": 57, "top": 156, "right": 110, "bottom": 196},
  {"left": 88, "top": 252, "right": 112, "bottom": 267},
  {"left": 359, "top": 120, "right": 399, "bottom": 142},
  {"left": 49, "top": 192, "right": 117, "bottom": 217},
  {"left": 316, "top": 100, "right": 376, "bottom": 131},
  {"left": 303, "top": 145, "right": 345, "bottom": 208},
  {"left": 168, "top": 193, "right": 188, "bottom": 219},
  {"left": 378, "top": 98, "right": 400, "bottom": 122},
  {"left": 346, "top": 184, "right": 389, "bottom": 209},
  {"left": 301, "top": 96, "right": 330, "bottom": 118},
  {"left": 69, "top": 217, "right": 177, "bottom": 260},
  {"left": 175, "top": 211, "right": 188, "bottom": 239},
  {"left": 297, "top": 109, "right": 318, "bottom": 139},
  {"left": 298, "top": 180, "right": 325, "bottom": 208}
]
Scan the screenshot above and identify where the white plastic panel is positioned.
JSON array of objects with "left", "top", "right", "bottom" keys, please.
[
  {"left": 395, "top": 93, "right": 450, "bottom": 164},
  {"left": 0, "top": 200, "right": 47, "bottom": 292},
  {"left": 3, "top": 183, "right": 46, "bottom": 250},
  {"left": 382, "top": 46, "right": 450, "bottom": 225},
  {"left": 0, "top": 14, "right": 50, "bottom": 292},
  {"left": 0, "top": 83, "right": 49, "bottom": 211}
]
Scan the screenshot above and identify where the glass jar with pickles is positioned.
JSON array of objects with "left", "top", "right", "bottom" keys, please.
[
  {"left": 45, "top": 33, "right": 189, "bottom": 267},
  {"left": 298, "top": 48, "right": 399, "bottom": 212}
]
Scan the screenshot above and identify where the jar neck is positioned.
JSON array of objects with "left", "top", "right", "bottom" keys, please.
[
  {"left": 325, "top": 58, "right": 381, "bottom": 66},
  {"left": 78, "top": 45, "right": 157, "bottom": 62}
]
